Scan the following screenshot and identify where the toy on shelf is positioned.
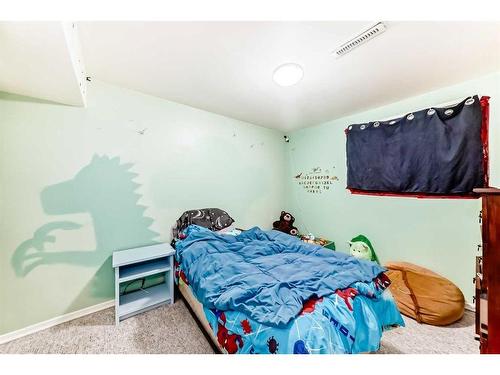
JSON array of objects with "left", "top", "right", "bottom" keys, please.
[
  {"left": 299, "top": 233, "right": 336, "bottom": 250},
  {"left": 272, "top": 211, "right": 299, "bottom": 235},
  {"left": 349, "top": 235, "right": 379, "bottom": 264}
]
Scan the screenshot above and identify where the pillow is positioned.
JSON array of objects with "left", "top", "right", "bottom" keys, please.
[
  {"left": 216, "top": 225, "right": 242, "bottom": 236},
  {"left": 174, "top": 208, "right": 234, "bottom": 238}
]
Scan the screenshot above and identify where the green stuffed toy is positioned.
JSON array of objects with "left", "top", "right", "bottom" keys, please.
[{"left": 349, "top": 235, "right": 380, "bottom": 264}]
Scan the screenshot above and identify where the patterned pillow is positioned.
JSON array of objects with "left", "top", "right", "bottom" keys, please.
[{"left": 174, "top": 208, "right": 235, "bottom": 238}]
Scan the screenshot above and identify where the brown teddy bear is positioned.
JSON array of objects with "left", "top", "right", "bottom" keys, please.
[{"left": 273, "top": 211, "right": 299, "bottom": 236}]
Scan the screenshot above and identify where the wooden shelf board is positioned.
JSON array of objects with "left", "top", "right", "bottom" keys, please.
[
  {"left": 474, "top": 187, "right": 500, "bottom": 194},
  {"left": 119, "top": 258, "right": 171, "bottom": 283},
  {"left": 113, "top": 243, "right": 174, "bottom": 268},
  {"left": 118, "top": 283, "right": 171, "bottom": 318}
]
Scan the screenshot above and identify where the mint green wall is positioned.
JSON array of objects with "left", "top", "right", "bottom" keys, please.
[
  {"left": 286, "top": 72, "right": 500, "bottom": 305},
  {"left": 1, "top": 73, "right": 498, "bottom": 336},
  {"left": 0, "top": 81, "right": 286, "bottom": 335}
]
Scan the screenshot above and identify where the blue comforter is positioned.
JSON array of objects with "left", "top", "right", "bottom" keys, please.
[{"left": 175, "top": 225, "right": 387, "bottom": 327}]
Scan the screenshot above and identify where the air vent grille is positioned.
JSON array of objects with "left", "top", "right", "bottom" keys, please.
[{"left": 333, "top": 22, "right": 387, "bottom": 58}]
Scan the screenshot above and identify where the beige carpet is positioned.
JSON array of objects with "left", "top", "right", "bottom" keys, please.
[
  {"left": 0, "top": 299, "right": 478, "bottom": 354},
  {"left": 379, "top": 310, "right": 478, "bottom": 354},
  {"left": 0, "top": 299, "right": 214, "bottom": 354}
]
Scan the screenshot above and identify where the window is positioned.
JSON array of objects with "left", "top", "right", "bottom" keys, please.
[{"left": 345, "top": 96, "right": 489, "bottom": 197}]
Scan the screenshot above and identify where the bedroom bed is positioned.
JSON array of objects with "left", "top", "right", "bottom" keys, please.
[{"left": 172, "top": 214, "right": 404, "bottom": 354}]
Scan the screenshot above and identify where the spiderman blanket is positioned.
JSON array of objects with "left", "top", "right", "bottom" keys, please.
[{"left": 175, "top": 225, "right": 404, "bottom": 353}]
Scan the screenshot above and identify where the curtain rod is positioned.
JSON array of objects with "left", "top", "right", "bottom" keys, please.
[{"left": 377, "top": 95, "right": 475, "bottom": 122}]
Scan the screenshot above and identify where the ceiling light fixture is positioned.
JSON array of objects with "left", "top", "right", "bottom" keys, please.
[{"left": 273, "top": 63, "right": 303, "bottom": 87}]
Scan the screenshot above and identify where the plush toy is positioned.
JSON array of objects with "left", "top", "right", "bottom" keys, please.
[
  {"left": 349, "top": 235, "right": 380, "bottom": 264},
  {"left": 273, "top": 211, "right": 299, "bottom": 236}
]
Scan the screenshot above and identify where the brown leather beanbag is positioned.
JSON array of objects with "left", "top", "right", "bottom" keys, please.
[{"left": 385, "top": 262, "right": 465, "bottom": 326}]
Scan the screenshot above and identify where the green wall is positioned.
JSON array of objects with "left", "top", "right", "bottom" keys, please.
[
  {"left": 0, "top": 81, "right": 286, "bottom": 335},
  {"left": 1, "top": 72, "right": 498, "bottom": 336},
  {"left": 285, "top": 72, "right": 500, "bottom": 305}
]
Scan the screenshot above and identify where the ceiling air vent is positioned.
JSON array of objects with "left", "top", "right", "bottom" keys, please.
[{"left": 333, "top": 22, "right": 387, "bottom": 58}]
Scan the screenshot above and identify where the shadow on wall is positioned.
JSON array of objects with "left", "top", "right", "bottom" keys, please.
[{"left": 11, "top": 154, "right": 159, "bottom": 306}]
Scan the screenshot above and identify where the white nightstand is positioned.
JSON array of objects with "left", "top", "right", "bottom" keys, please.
[{"left": 112, "top": 243, "right": 175, "bottom": 325}]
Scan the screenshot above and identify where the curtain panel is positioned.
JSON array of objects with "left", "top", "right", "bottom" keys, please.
[{"left": 345, "top": 95, "right": 489, "bottom": 197}]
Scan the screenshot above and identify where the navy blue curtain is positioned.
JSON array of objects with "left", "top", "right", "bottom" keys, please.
[{"left": 346, "top": 96, "right": 485, "bottom": 195}]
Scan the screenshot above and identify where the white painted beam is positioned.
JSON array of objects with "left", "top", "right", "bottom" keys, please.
[
  {"left": 0, "top": 21, "right": 87, "bottom": 106},
  {"left": 62, "top": 21, "right": 87, "bottom": 106}
]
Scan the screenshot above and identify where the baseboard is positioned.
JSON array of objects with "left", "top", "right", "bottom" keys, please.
[
  {"left": 0, "top": 298, "right": 477, "bottom": 345},
  {"left": 465, "top": 302, "right": 475, "bottom": 312},
  {"left": 0, "top": 299, "right": 114, "bottom": 345}
]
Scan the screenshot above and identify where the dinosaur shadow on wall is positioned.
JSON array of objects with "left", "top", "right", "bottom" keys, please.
[{"left": 11, "top": 155, "right": 159, "bottom": 305}]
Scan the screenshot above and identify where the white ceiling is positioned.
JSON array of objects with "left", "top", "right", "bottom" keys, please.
[
  {"left": 2, "top": 22, "right": 500, "bottom": 131},
  {"left": 0, "top": 22, "right": 87, "bottom": 106},
  {"left": 77, "top": 21, "right": 500, "bottom": 131}
]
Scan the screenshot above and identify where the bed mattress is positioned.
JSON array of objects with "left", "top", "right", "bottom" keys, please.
[
  {"left": 176, "top": 262, "right": 404, "bottom": 354},
  {"left": 174, "top": 225, "right": 404, "bottom": 354}
]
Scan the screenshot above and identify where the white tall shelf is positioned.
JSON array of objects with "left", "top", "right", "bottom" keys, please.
[{"left": 112, "top": 243, "right": 175, "bottom": 325}]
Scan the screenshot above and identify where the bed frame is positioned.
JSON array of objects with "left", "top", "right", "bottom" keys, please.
[
  {"left": 176, "top": 279, "right": 376, "bottom": 354},
  {"left": 176, "top": 279, "right": 224, "bottom": 354},
  {"left": 171, "top": 225, "right": 382, "bottom": 354}
]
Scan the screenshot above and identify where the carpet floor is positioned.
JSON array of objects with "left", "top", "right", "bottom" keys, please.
[{"left": 0, "top": 299, "right": 478, "bottom": 354}]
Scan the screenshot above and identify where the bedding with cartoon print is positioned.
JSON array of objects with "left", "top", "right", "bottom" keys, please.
[{"left": 174, "top": 225, "right": 404, "bottom": 354}]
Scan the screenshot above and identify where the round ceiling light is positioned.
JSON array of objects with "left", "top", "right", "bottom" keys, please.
[{"left": 272, "top": 63, "right": 303, "bottom": 87}]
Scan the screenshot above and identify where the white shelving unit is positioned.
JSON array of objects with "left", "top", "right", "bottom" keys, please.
[{"left": 112, "top": 243, "right": 175, "bottom": 325}]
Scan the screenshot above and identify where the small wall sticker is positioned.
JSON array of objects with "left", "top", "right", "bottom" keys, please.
[{"left": 294, "top": 167, "right": 339, "bottom": 194}]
